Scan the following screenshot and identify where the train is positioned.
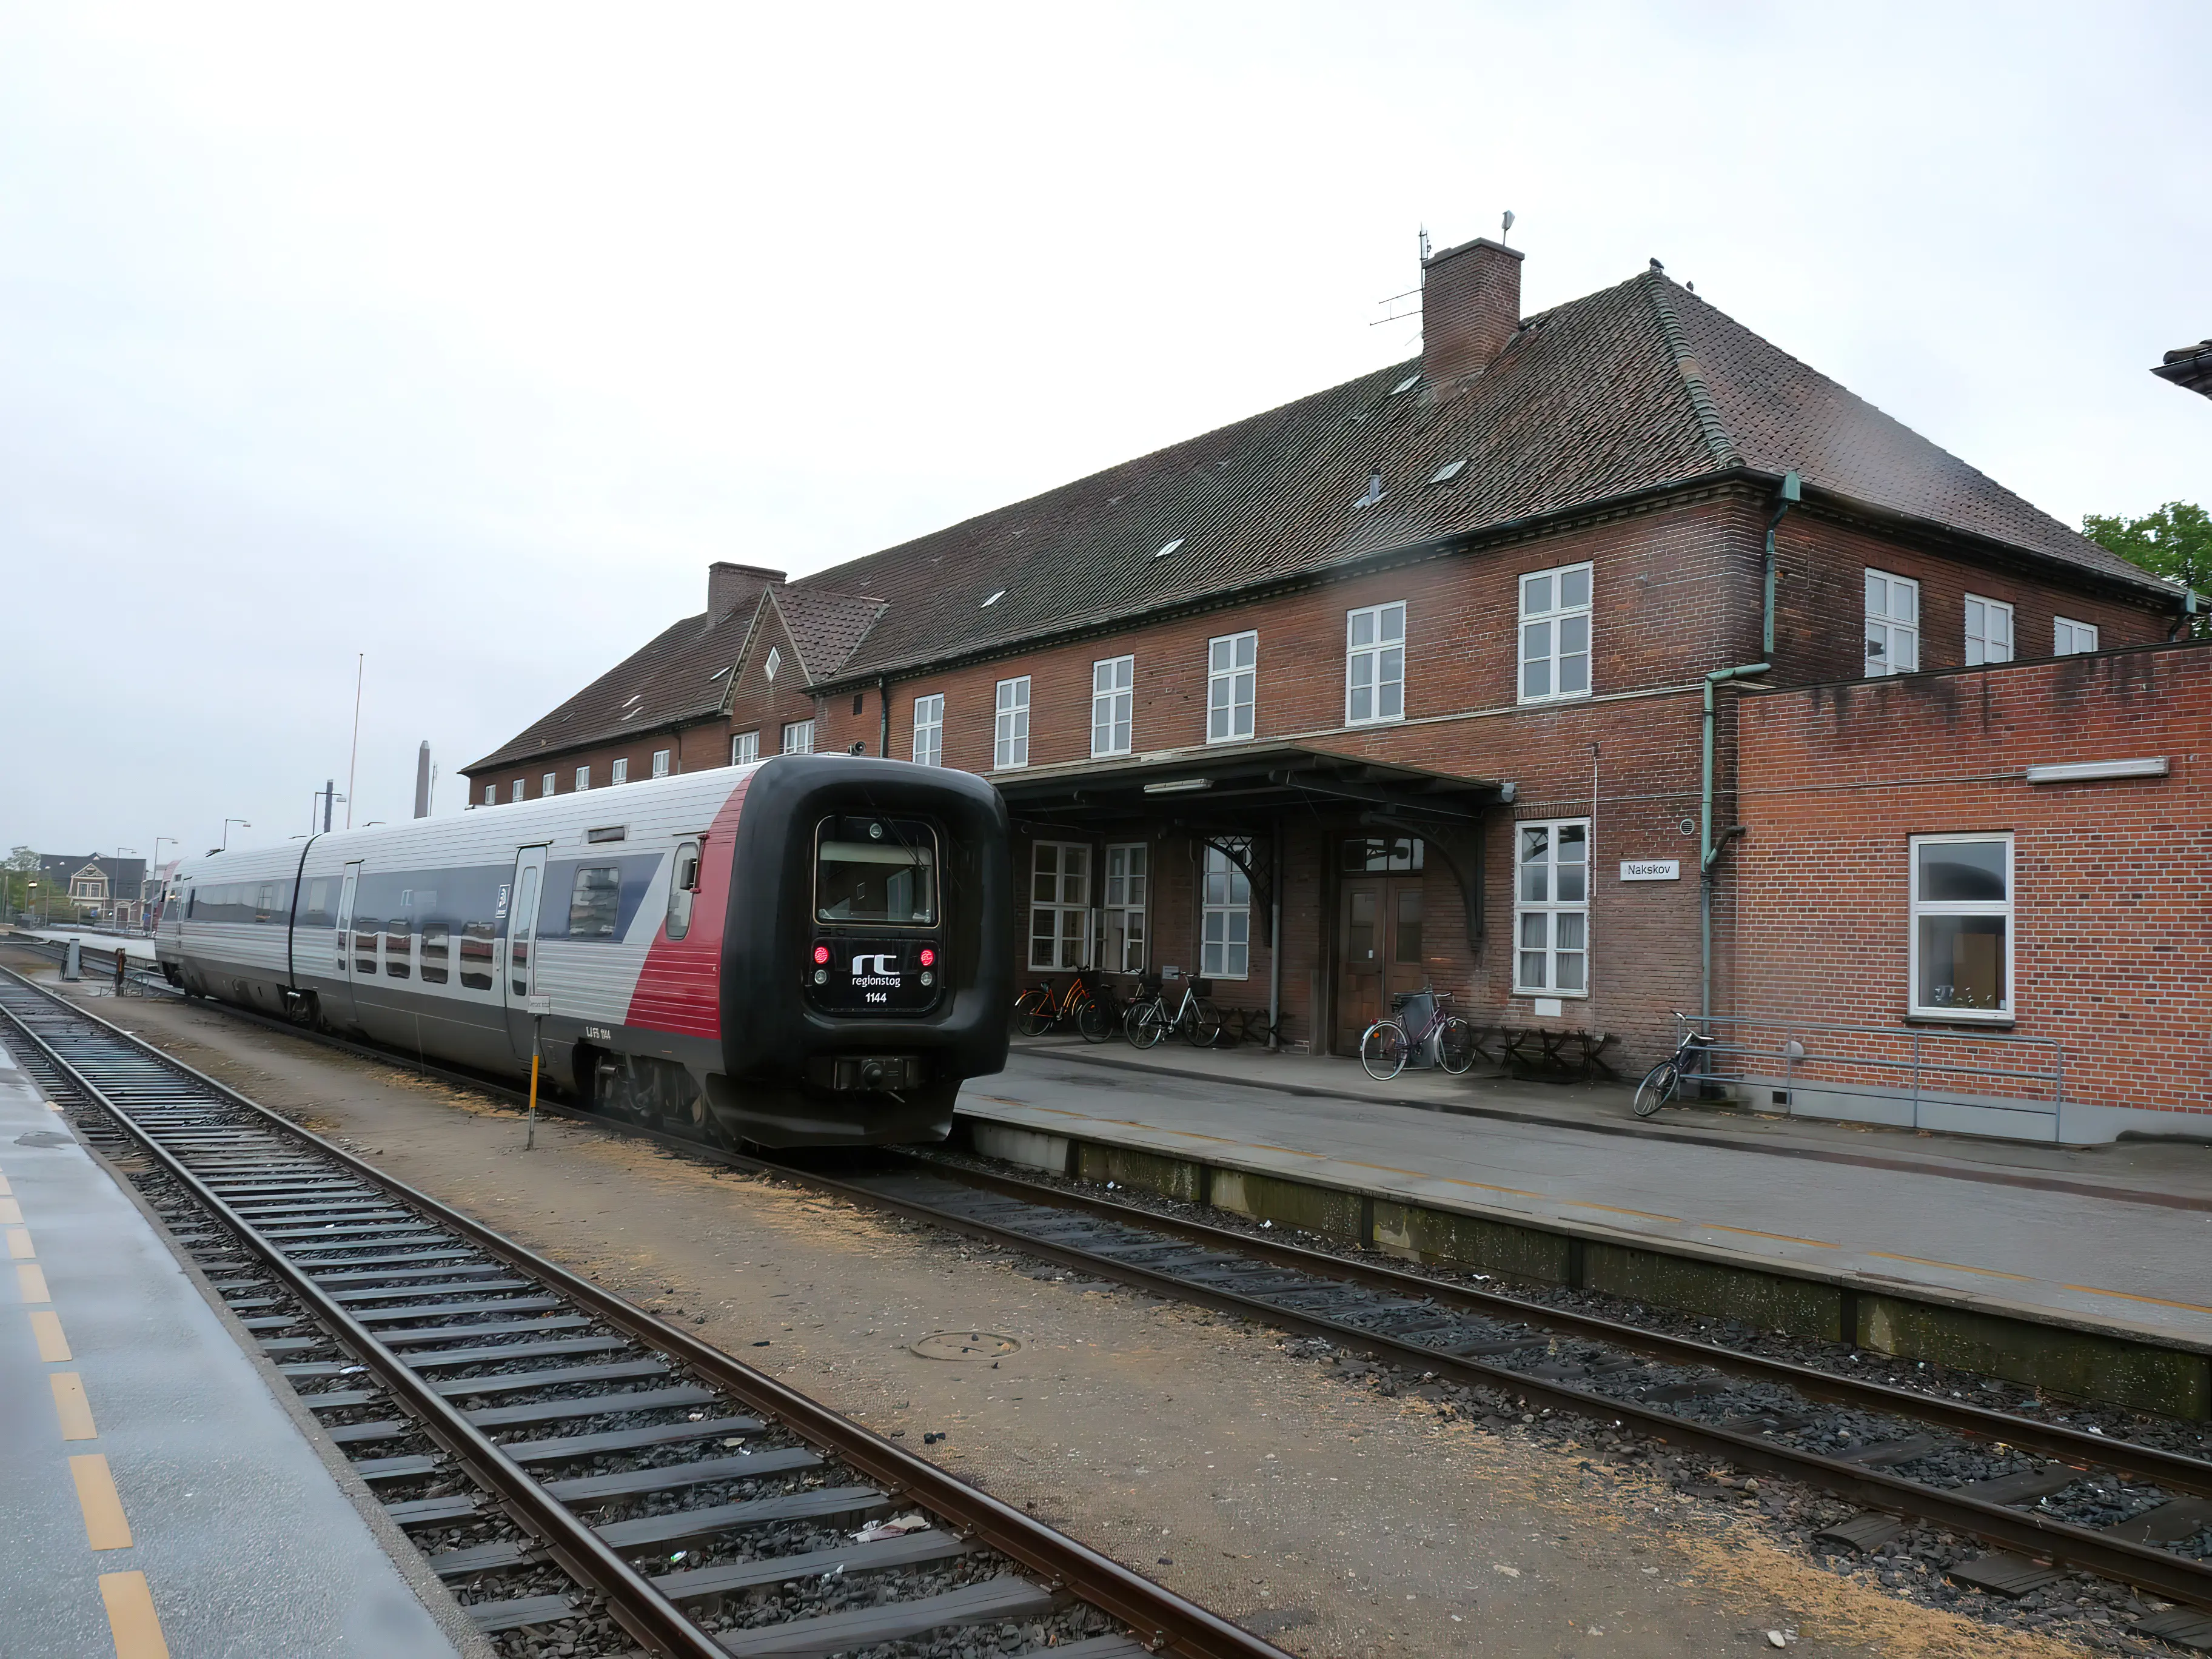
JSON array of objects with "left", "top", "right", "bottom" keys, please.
[{"left": 155, "top": 756, "right": 1012, "bottom": 1147}]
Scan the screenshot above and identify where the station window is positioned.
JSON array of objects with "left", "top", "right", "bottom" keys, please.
[
  {"left": 612, "top": 757, "right": 629, "bottom": 784},
  {"left": 652, "top": 749, "right": 671, "bottom": 778},
  {"left": 1091, "top": 655, "right": 1134, "bottom": 757},
  {"left": 1208, "top": 631, "right": 1257, "bottom": 743},
  {"left": 511, "top": 779, "right": 526, "bottom": 802},
  {"left": 912, "top": 694, "right": 943, "bottom": 767},
  {"left": 731, "top": 731, "right": 759, "bottom": 766},
  {"left": 484, "top": 783, "right": 497, "bottom": 806},
  {"left": 1513, "top": 819, "right": 1589, "bottom": 997},
  {"left": 575, "top": 765, "right": 591, "bottom": 790},
  {"left": 1201, "top": 841, "right": 1252, "bottom": 980},
  {"left": 2054, "top": 616, "right": 2100, "bottom": 655},
  {"left": 1865, "top": 570, "right": 1920, "bottom": 675},
  {"left": 995, "top": 677, "right": 1031, "bottom": 770},
  {"left": 1346, "top": 602, "right": 1406, "bottom": 725},
  {"left": 1028, "top": 842, "right": 1090, "bottom": 971},
  {"left": 1518, "top": 562, "right": 1593, "bottom": 703},
  {"left": 1102, "top": 842, "right": 1148, "bottom": 973},
  {"left": 1909, "top": 834, "right": 2012, "bottom": 1020},
  {"left": 1964, "top": 595, "right": 2013, "bottom": 665},
  {"left": 541, "top": 771, "right": 557, "bottom": 797},
  {"left": 782, "top": 719, "right": 815, "bottom": 755}
]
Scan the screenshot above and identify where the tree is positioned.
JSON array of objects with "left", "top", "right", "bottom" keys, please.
[{"left": 2082, "top": 501, "right": 2212, "bottom": 638}]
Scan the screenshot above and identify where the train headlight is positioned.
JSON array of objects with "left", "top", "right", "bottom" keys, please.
[
  {"left": 919, "top": 970, "right": 934, "bottom": 987},
  {"left": 867, "top": 821, "right": 884, "bottom": 840},
  {"left": 812, "top": 967, "right": 828, "bottom": 985}
]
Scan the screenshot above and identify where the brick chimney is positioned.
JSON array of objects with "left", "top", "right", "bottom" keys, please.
[
  {"left": 708, "top": 561, "right": 785, "bottom": 618},
  {"left": 1420, "top": 236, "right": 1523, "bottom": 391}
]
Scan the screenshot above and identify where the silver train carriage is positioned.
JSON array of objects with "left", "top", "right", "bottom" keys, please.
[{"left": 155, "top": 757, "right": 1012, "bottom": 1147}]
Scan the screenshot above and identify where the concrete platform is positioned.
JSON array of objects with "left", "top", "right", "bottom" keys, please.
[
  {"left": 0, "top": 1034, "right": 474, "bottom": 1657},
  {"left": 959, "top": 1042, "right": 2212, "bottom": 1396}
]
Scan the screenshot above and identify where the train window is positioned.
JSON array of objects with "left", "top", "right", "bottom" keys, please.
[
  {"left": 458, "top": 922, "right": 495, "bottom": 990},
  {"left": 569, "top": 866, "right": 622, "bottom": 939},
  {"left": 666, "top": 841, "right": 701, "bottom": 940},
  {"left": 815, "top": 817, "right": 937, "bottom": 926},
  {"left": 355, "top": 920, "right": 380, "bottom": 975},
  {"left": 511, "top": 868, "right": 540, "bottom": 994},
  {"left": 384, "top": 917, "right": 412, "bottom": 977},
  {"left": 186, "top": 889, "right": 196, "bottom": 918},
  {"left": 421, "top": 922, "right": 450, "bottom": 984}
]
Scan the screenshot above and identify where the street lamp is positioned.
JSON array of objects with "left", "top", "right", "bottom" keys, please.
[
  {"left": 221, "top": 819, "right": 251, "bottom": 851},
  {"left": 25, "top": 880, "right": 38, "bottom": 928}
]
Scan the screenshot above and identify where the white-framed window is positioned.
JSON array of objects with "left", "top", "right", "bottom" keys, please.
[
  {"left": 1102, "top": 842, "right": 1148, "bottom": 973},
  {"left": 1345, "top": 602, "right": 1406, "bottom": 725},
  {"left": 911, "top": 694, "right": 943, "bottom": 766},
  {"left": 1090, "top": 655, "right": 1134, "bottom": 757},
  {"left": 2054, "top": 616, "right": 2099, "bottom": 655},
  {"left": 541, "top": 771, "right": 557, "bottom": 797},
  {"left": 1208, "top": 631, "right": 1257, "bottom": 743},
  {"left": 1909, "top": 833, "right": 2013, "bottom": 1021},
  {"left": 781, "top": 719, "right": 814, "bottom": 755},
  {"left": 994, "top": 677, "right": 1031, "bottom": 769},
  {"left": 1518, "top": 561, "right": 1593, "bottom": 703},
  {"left": 1513, "top": 819, "right": 1589, "bottom": 996},
  {"left": 651, "top": 749, "right": 671, "bottom": 778},
  {"left": 611, "top": 757, "right": 629, "bottom": 785},
  {"left": 1865, "top": 569, "right": 1920, "bottom": 675},
  {"left": 575, "top": 765, "right": 591, "bottom": 790},
  {"left": 1964, "top": 595, "right": 2014, "bottom": 665},
  {"left": 484, "top": 783, "right": 497, "bottom": 806},
  {"left": 731, "top": 731, "right": 758, "bottom": 765},
  {"left": 511, "top": 779, "right": 526, "bottom": 802},
  {"left": 1201, "top": 841, "right": 1251, "bottom": 980},
  {"left": 1028, "top": 841, "right": 1090, "bottom": 971}
]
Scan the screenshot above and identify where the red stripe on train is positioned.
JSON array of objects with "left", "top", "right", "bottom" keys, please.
[{"left": 622, "top": 774, "right": 753, "bottom": 1040}]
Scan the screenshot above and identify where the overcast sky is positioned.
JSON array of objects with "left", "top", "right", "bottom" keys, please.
[{"left": 4, "top": 2, "right": 2207, "bottom": 862}]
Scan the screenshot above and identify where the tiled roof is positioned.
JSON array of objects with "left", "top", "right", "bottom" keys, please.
[
  {"left": 2154, "top": 339, "right": 2212, "bottom": 398},
  {"left": 770, "top": 586, "right": 886, "bottom": 681}
]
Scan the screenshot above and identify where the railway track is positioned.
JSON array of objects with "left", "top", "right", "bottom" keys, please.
[
  {"left": 12, "top": 940, "right": 2212, "bottom": 1646},
  {"left": 0, "top": 964, "right": 1288, "bottom": 1659}
]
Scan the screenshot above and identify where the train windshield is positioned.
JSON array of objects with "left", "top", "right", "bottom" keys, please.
[{"left": 815, "top": 817, "right": 937, "bottom": 926}]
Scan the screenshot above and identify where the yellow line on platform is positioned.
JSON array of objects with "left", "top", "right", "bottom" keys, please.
[
  {"left": 50, "top": 1371, "right": 96, "bottom": 1440},
  {"left": 0, "top": 1196, "right": 20, "bottom": 1224},
  {"left": 70, "top": 1454, "right": 132, "bottom": 1549},
  {"left": 1870, "top": 1252, "right": 2036, "bottom": 1282},
  {"left": 2059, "top": 1283, "right": 2212, "bottom": 1316},
  {"left": 7, "top": 1226, "right": 32, "bottom": 1258},
  {"left": 0, "top": 1169, "right": 12, "bottom": 1194},
  {"left": 31, "top": 1308, "right": 70, "bottom": 1361},
  {"left": 98, "top": 1572, "right": 169, "bottom": 1659},
  {"left": 17, "top": 1262, "right": 50, "bottom": 1302}
]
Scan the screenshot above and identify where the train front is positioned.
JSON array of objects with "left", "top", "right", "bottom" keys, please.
[{"left": 711, "top": 756, "right": 1011, "bottom": 1147}]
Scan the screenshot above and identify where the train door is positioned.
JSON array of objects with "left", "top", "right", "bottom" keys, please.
[
  {"left": 329, "top": 863, "right": 363, "bottom": 1029},
  {"left": 502, "top": 845, "right": 548, "bottom": 1065}
]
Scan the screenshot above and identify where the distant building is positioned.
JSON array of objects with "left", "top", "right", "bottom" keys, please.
[
  {"left": 37, "top": 854, "right": 150, "bottom": 927},
  {"left": 2153, "top": 339, "right": 2212, "bottom": 400}
]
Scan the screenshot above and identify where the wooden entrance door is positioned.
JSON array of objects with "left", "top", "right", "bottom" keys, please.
[{"left": 1334, "top": 876, "right": 1427, "bottom": 1051}]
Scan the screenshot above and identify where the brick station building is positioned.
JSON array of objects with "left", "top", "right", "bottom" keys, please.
[{"left": 465, "top": 238, "right": 2199, "bottom": 1138}]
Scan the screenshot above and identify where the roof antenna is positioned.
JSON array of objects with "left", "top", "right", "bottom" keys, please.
[
  {"left": 1500, "top": 210, "right": 1514, "bottom": 246},
  {"left": 1418, "top": 224, "right": 1431, "bottom": 264}
]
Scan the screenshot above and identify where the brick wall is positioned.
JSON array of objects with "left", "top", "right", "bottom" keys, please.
[{"left": 1732, "top": 640, "right": 2212, "bottom": 1121}]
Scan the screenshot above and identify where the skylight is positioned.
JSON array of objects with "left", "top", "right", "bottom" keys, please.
[
  {"left": 1153, "top": 539, "right": 1184, "bottom": 561},
  {"left": 982, "top": 589, "right": 1005, "bottom": 607},
  {"left": 708, "top": 666, "right": 730, "bottom": 680},
  {"left": 1352, "top": 473, "right": 1386, "bottom": 508},
  {"left": 1391, "top": 374, "right": 1419, "bottom": 395},
  {"left": 1429, "top": 459, "right": 1468, "bottom": 485}
]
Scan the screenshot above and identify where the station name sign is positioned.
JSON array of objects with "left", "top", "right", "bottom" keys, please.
[{"left": 1620, "top": 859, "right": 1680, "bottom": 882}]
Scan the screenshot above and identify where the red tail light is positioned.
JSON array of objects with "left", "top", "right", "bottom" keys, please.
[
  {"left": 919, "top": 948, "right": 936, "bottom": 968},
  {"left": 813, "top": 945, "right": 830, "bottom": 965}
]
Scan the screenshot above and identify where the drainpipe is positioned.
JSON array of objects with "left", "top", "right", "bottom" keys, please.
[
  {"left": 1267, "top": 814, "right": 1283, "bottom": 1051},
  {"left": 877, "top": 677, "right": 891, "bottom": 758},
  {"left": 1700, "top": 663, "right": 1771, "bottom": 1021},
  {"left": 1762, "top": 471, "right": 1801, "bottom": 657}
]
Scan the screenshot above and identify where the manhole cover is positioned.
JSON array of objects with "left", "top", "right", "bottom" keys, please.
[{"left": 909, "top": 1331, "right": 1021, "bottom": 1361}]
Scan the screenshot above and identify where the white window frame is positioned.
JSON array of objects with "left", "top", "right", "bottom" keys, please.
[
  {"left": 1865, "top": 569, "right": 1920, "bottom": 675},
  {"left": 542, "top": 771, "right": 557, "bottom": 797},
  {"left": 1517, "top": 561, "right": 1594, "bottom": 704},
  {"left": 484, "top": 783, "right": 496, "bottom": 806},
  {"left": 1200, "top": 840, "right": 1252, "bottom": 980},
  {"left": 1101, "top": 842, "right": 1148, "bottom": 973},
  {"left": 1512, "top": 818, "right": 1590, "bottom": 998},
  {"left": 911, "top": 694, "right": 943, "bottom": 766},
  {"left": 1028, "top": 841, "right": 1091, "bottom": 971},
  {"left": 1908, "top": 832, "right": 2014, "bottom": 1022},
  {"left": 1207, "top": 631, "right": 1257, "bottom": 743},
  {"left": 994, "top": 676, "right": 1031, "bottom": 770},
  {"left": 731, "top": 731, "right": 758, "bottom": 766},
  {"left": 651, "top": 749, "right": 671, "bottom": 778},
  {"left": 575, "top": 765, "right": 591, "bottom": 790},
  {"left": 2054, "top": 616, "right": 2099, "bottom": 655},
  {"left": 511, "top": 779, "right": 526, "bottom": 802},
  {"left": 781, "top": 719, "right": 814, "bottom": 755},
  {"left": 1091, "top": 655, "right": 1134, "bottom": 757},
  {"left": 1344, "top": 602, "right": 1406, "bottom": 726},
  {"left": 611, "top": 757, "right": 629, "bottom": 785},
  {"left": 1964, "top": 595, "right": 2014, "bottom": 666}
]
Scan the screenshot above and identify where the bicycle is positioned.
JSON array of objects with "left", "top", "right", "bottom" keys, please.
[
  {"left": 1634, "top": 1020, "right": 1714, "bottom": 1118},
  {"left": 1011, "top": 972, "right": 1114, "bottom": 1042},
  {"left": 1359, "top": 990, "right": 1475, "bottom": 1081},
  {"left": 1123, "top": 973, "right": 1223, "bottom": 1049}
]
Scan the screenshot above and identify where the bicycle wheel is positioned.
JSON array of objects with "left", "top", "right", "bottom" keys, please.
[
  {"left": 1435, "top": 1016, "right": 1477, "bottom": 1075},
  {"left": 1633, "top": 1059, "right": 1679, "bottom": 1118},
  {"left": 1013, "top": 988, "right": 1056, "bottom": 1038},
  {"left": 1186, "top": 999, "right": 1224, "bottom": 1048},
  {"left": 1075, "top": 991, "right": 1113, "bottom": 1044},
  {"left": 1360, "top": 1021, "right": 1409, "bottom": 1081},
  {"left": 1125, "top": 1000, "right": 1168, "bottom": 1049}
]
